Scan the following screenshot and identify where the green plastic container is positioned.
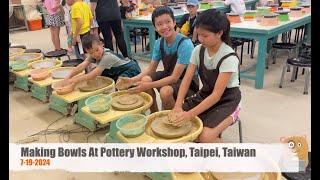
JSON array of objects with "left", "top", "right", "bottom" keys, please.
[
  {"left": 276, "top": 10, "right": 290, "bottom": 21},
  {"left": 11, "top": 60, "right": 28, "bottom": 71},
  {"left": 85, "top": 94, "right": 112, "bottom": 114},
  {"left": 244, "top": 10, "right": 257, "bottom": 20},
  {"left": 116, "top": 114, "right": 147, "bottom": 138},
  {"left": 199, "top": 2, "right": 211, "bottom": 10}
]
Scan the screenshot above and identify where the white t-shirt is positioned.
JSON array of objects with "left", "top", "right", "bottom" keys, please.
[
  {"left": 190, "top": 43, "right": 240, "bottom": 88},
  {"left": 224, "top": 0, "right": 246, "bottom": 15}
]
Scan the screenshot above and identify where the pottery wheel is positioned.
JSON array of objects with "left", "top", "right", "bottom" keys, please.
[
  {"left": 13, "top": 54, "right": 38, "bottom": 61},
  {"left": 51, "top": 69, "right": 72, "bottom": 79},
  {"left": 9, "top": 48, "right": 24, "bottom": 56},
  {"left": 79, "top": 77, "right": 112, "bottom": 92},
  {"left": 151, "top": 115, "right": 192, "bottom": 139},
  {"left": 32, "top": 61, "right": 56, "bottom": 69},
  {"left": 111, "top": 94, "right": 144, "bottom": 111}
]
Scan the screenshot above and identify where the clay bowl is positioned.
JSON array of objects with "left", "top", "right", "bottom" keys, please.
[
  {"left": 290, "top": 7, "right": 303, "bottom": 17},
  {"left": 52, "top": 80, "right": 75, "bottom": 95},
  {"left": 30, "top": 69, "right": 50, "bottom": 81},
  {"left": 301, "top": 4, "right": 311, "bottom": 14},
  {"left": 260, "top": 13, "right": 279, "bottom": 26},
  {"left": 227, "top": 13, "right": 241, "bottom": 24}
]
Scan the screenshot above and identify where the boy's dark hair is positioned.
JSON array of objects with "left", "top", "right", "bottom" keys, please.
[
  {"left": 195, "top": 9, "right": 231, "bottom": 45},
  {"left": 151, "top": 6, "right": 175, "bottom": 26},
  {"left": 82, "top": 34, "right": 101, "bottom": 50}
]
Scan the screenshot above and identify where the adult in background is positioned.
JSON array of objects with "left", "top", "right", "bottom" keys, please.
[
  {"left": 90, "top": 0, "right": 129, "bottom": 58},
  {"left": 43, "top": 0, "right": 65, "bottom": 51}
]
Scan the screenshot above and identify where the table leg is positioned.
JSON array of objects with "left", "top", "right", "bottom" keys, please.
[
  {"left": 124, "top": 24, "right": 132, "bottom": 58},
  {"left": 148, "top": 26, "right": 156, "bottom": 59},
  {"left": 303, "top": 22, "right": 311, "bottom": 44},
  {"left": 255, "top": 37, "right": 268, "bottom": 89}
]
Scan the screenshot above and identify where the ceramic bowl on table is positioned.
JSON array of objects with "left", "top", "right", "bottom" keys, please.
[
  {"left": 227, "top": 13, "right": 242, "bottom": 24},
  {"left": 260, "top": 13, "right": 279, "bottom": 26},
  {"left": 256, "top": 6, "right": 271, "bottom": 22},
  {"left": 268, "top": 4, "right": 279, "bottom": 12},
  {"left": 301, "top": 4, "right": 311, "bottom": 14},
  {"left": 281, "top": 0, "right": 292, "bottom": 9},
  {"left": 290, "top": 7, "right": 303, "bottom": 17}
]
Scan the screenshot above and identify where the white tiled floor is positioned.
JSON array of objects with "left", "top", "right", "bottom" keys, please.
[{"left": 9, "top": 28, "right": 310, "bottom": 179}]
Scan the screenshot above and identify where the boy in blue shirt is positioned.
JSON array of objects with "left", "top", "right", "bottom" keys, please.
[{"left": 116, "top": 6, "right": 199, "bottom": 113}]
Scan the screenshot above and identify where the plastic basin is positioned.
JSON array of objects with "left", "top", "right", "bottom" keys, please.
[
  {"left": 85, "top": 94, "right": 112, "bottom": 114},
  {"left": 116, "top": 114, "right": 147, "bottom": 138},
  {"left": 11, "top": 60, "right": 28, "bottom": 71}
]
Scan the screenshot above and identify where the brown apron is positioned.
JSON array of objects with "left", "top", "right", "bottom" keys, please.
[
  {"left": 150, "top": 37, "right": 199, "bottom": 98},
  {"left": 183, "top": 45, "right": 241, "bottom": 128}
]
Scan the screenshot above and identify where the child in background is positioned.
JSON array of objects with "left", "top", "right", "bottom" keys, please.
[
  {"left": 116, "top": 6, "right": 199, "bottom": 113},
  {"left": 222, "top": 0, "right": 246, "bottom": 15},
  {"left": 43, "top": 0, "right": 65, "bottom": 51},
  {"left": 176, "top": 0, "right": 199, "bottom": 44},
  {"left": 66, "top": 0, "right": 93, "bottom": 59},
  {"left": 172, "top": 9, "right": 241, "bottom": 143},
  {"left": 65, "top": 34, "right": 141, "bottom": 83}
]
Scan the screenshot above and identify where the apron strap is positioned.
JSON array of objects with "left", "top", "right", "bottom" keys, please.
[
  {"left": 199, "top": 45, "right": 241, "bottom": 86},
  {"left": 217, "top": 52, "right": 241, "bottom": 85},
  {"left": 160, "top": 36, "right": 188, "bottom": 59}
]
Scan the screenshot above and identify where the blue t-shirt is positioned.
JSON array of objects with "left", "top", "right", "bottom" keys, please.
[{"left": 151, "top": 33, "right": 194, "bottom": 65}]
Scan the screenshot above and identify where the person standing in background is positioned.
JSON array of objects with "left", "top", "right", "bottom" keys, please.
[
  {"left": 44, "top": 0, "right": 65, "bottom": 51},
  {"left": 84, "top": 0, "right": 100, "bottom": 38},
  {"left": 222, "top": 0, "right": 246, "bottom": 15},
  {"left": 90, "top": 0, "right": 129, "bottom": 58}
]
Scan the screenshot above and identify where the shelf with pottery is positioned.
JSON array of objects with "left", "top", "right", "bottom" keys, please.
[
  {"left": 112, "top": 110, "right": 204, "bottom": 180},
  {"left": 10, "top": 58, "right": 61, "bottom": 91},
  {"left": 28, "top": 68, "right": 85, "bottom": 103},
  {"left": 81, "top": 90, "right": 153, "bottom": 132},
  {"left": 49, "top": 77, "right": 115, "bottom": 130}
]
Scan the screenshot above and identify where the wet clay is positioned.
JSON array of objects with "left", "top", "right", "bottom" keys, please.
[
  {"left": 32, "top": 60, "right": 56, "bottom": 69},
  {"left": 51, "top": 68, "right": 73, "bottom": 79},
  {"left": 151, "top": 115, "right": 192, "bottom": 139},
  {"left": 111, "top": 94, "right": 144, "bottom": 111},
  {"left": 79, "top": 76, "right": 113, "bottom": 92}
]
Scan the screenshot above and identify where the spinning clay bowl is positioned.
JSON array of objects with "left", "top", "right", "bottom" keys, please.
[
  {"left": 30, "top": 69, "right": 50, "bottom": 81},
  {"left": 85, "top": 94, "right": 112, "bottom": 114},
  {"left": 111, "top": 93, "right": 145, "bottom": 111},
  {"left": 51, "top": 67, "right": 74, "bottom": 79},
  {"left": 78, "top": 76, "right": 114, "bottom": 92},
  {"left": 145, "top": 110, "right": 203, "bottom": 141},
  {"left": 52, "top": 80, "right": 75, "bottom": 95},
  {"left": 116, "top": 114, "right": 147, "bottom": 138}
]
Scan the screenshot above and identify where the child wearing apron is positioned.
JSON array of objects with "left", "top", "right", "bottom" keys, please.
[
  {"left": 118, "top": 6, "right": 199, "bottom": 113},
  {"left": 172, "top": 9, "right": 241, "bottom": 143}
]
